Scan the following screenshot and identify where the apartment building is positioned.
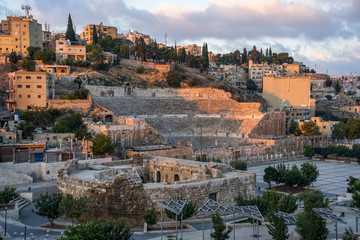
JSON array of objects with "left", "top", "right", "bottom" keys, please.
[
  {"left": 55, "top": 38, "right": 86, "bottom": 62},
  {"left": 248, "top": 60, "right": 284, "bottom": 89},
  {"left": 262, "top": 76, "right": 316, "bottom": 117},
  {"left": 81, "top": 22, "right": 117, "bottom": 44},
  {"left": 178, "top": 44, "right": 202, "bottom": 56},
  {"left": 119, "top": 31, "right": 152, "bottom": 45},
  {"left": 0, "top": 15, "right": 42, "bottom": 56},
  {"left": 6, "top": 70, "right": 55, "bottom": 111},
  {"left": 298, "top": 117, "right": 338, "bottom": 137}
]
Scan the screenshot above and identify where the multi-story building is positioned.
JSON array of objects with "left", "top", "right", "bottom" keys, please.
[
  {"left": 55, "top": 38, "right": 86, "bottom": 62},
  {"left": 81, "top": 22, "right": 117, "bottom": 45},
  {"left": 0, "top": 15, "right": 42, "bottom": 56},
  {"left": 248, "top": 60, "right": 284, "bottom": 89},
  {"left": 119, "top": 31, "right": 152, "bottom": 45},
  {"left": 178, "top": 44, "right": 202, "bottom": 56},
  {"left": 262, "top": 76, "right": 316, "bottom": 117},
  {"left": 42, "top": 30, "right": 55, "bottom": 52},
  {"left": 298, "top": 117, "right": 338, "bottom": 137},
  {"left": 6, "top": 70, "right": 55, "bottom": 111}
]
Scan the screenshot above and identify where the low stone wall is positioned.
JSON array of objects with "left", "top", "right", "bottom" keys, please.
[
  {"left": 0, "top": 169, "right": 33, "bottom": 187},
  {"left": 0, "top": 162, "right": 66, "bottom": 182}
]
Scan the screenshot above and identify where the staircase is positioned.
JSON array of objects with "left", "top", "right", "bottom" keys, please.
[{"left": 13, "top": 196, "right": 31, "bottom": 211}]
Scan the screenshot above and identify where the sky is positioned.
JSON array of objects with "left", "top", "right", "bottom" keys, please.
[{"left": 1, "top": 0, "right": 359, "bottom": 76}]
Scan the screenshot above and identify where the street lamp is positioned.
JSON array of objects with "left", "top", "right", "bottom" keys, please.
[{"left": 4, "top": 206, "right": 7, "bottom": 236}]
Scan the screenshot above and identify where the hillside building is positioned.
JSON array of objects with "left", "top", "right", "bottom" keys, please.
[
  {"left": 55, "top": 38, "right": 86, "bottom": 62},
  {"left": 0, "top": 15, "right": 42, "bottom": 56},
  {"left": 81, "top": 22, "right": 117, "bottom": 44},
  {"left": 6, "top": 70, "right": 55, "bottom": 111}
]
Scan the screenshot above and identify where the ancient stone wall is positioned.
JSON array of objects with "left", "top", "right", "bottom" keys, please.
[
  {"left": 250, "top": 111, "right": 286, "bottom": 137},
  {"left": 47, "top": 94, "right": 92, "bottom": 113},
  {"left": 126, "top": 146, "right": 194, "bottom": 160},
  {"left": 57, "top": 158, "right": 256, "bottom": 227}
]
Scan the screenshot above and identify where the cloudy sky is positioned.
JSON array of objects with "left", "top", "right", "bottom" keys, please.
[{"left": 1, "top": 0, "right": 359, "bottom": 76}]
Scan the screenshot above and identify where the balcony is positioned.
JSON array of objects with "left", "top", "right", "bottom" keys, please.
[{"left": 6, "top": 98, "right": 16, "bottom": 103}]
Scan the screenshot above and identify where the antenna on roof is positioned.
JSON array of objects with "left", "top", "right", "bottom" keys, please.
[{"left": 21, "top": 4, "right": 31, "bottom": 18}]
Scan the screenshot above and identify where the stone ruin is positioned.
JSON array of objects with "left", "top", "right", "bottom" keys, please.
[
  {"left": 57, "top": 157, "right": 256, "bottom": 227},
  {"left": 88, "top": 86, "right": 286, "bottom": 151}
]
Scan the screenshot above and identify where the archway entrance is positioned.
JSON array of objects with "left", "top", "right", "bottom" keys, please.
[
  {"left": 174, "top": 174, "right": 179, "bottom": 182},
  {"left": 156, "top": 171, "right": 161, "bottom": 182}
]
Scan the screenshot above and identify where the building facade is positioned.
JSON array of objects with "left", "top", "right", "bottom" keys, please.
[
  {"left": 55, "top": 38, "right": 86, "bottom": 62},
  {"left": 81, "top": 22, "right": 117, "bottom": 45},
  {"left": 0, "top": 15, "right": 42, "bottom": 56},
  {"left": 7, "top": 71, "right": 55, "bottom": 111}
]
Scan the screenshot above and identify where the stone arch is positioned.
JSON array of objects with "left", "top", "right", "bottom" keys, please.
[
  {"left": 174, "top": 174, "right": 180, "bottom": 182},
  {"left": 156, "top": 171, "right": 161, "bottom": 183}
]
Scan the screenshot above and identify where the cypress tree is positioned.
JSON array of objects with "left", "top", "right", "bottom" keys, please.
[
  {"left": 92, "top": 26, "right": 98, "bottom": 44},
  {"left": 65, "top": 14, "right": 76, "bottom": 41}
]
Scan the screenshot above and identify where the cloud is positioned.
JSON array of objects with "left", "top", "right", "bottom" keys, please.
[{"left": 15, "top": 0, "right": 360, "bottom": 74}]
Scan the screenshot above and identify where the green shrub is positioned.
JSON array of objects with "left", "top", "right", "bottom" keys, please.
[
  {"left": 136, "top": 66, "right": 144, "bottom": 74},
  {"left": 230, "top": 161, "right": 247, "bottom": 171},
  {"left": 0, "top": 186, "right": 19, "bottom": 204},
  {"left": 143, "top": 209, "right": 157, "bottom": 226}
]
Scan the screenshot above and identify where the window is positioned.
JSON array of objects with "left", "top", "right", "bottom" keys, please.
[
  {"left": 59, "top": 42, "right": 64, "bottom": 45},
  {"left": 26, "top": 76, "right": 31, "bottom": 79},
  {"left": 17, "top": 84, "right": 22, "bottom": 88},
  {"left": 209, "top": 193, "right": 217, "bottom": 201},
  {"left": 59, "top": 48, "right": 63, "bottom": 51},
  {"left": 37, "top": 76, "right": 42, "bottom": 80},
  {"left": 18, "top": 94, "right": 22, "bottom": 98},
  {"left": 38, "top": 95, "right": 41, "bottom": 99},
  {"left": 23, "top": 38, "right": 26, "bottom": 41},
  {"left": 26, "top": 85, "right": 30, "bottom": 88},
  {"left": 27, "top": 95, "right": 30, "bottom": 98},
  {"left": 37, "top": 85, "right": 42, "bottom": 88}
]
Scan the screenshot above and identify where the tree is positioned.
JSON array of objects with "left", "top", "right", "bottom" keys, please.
[
  {"left": 20, "top": 107, "right": 61, "bottom": 129},
  {"left": 288, "top": 121, "right": 301, "bottom": 136},
  {"left": 135, "top": 37, "right": 146, "bottom": 61},
  {"left": 301, "top": 121, "right": 320, "bottom": 136},
  {"left": 344, "top": 118, "right": 360, "bottom": 143},
  {"left": 33, "top": 193, "right": 63, "bottom": 226},
  {"left": 88, "top": 44, "right": 104, "bottom": 64},
  {"left": 59, "top": 195, "right": 89, "bottom": 225},
  {"left": 210, "top": 212, "right": 232, "bottom": 240},
  {"left": 246, "top": 79, "right": 257, "bottom": 91},
  {"left": 166, "top": 70, "right": 183, "bottom": 88},
  {"left": 9, "top": 51, "right": 19, "bottom": 64},
  {"left": 298, "top": 189, "right": 329, "bottom": 212},
  {"left": 300, "top": 162, "right": 319, "bottom": 187},
  {"left": 17, "top": 121, "right": 35, "bottom": 139},
  {"left": 120, "top": 44, "right": 129, "bottom": 59},
  {"left": 143, "top": 209, "right": 157, "bottom": 227},
  {"left": 263, "top": 166, "right": 277, "bottom": 189},
  {"left": 332, "top": 122, "right": 346, "bottom": 140},
  {"left": 92, "top": 26, "right": 98, "bottom": 44},
  {"left": 21, "top": 58, "right": 36, "bottom": 71},
  {"left": 202, "top": 42, "right": 209, "bottom": 71},
  {"left": 284, "top": 165, "right": 303, "bottom": 188},
  {"left": 165, "top": 197, "right": 197, "bottom": 222},
  {"left": 250, "top": 46, "right": 259, "bottom": 63},
  {"left": 275, "top": 163, "right": 287, "bottom": 185},
  {"left": 230, "top": 161, "right": 247, "bottom": 171},
  {"left": 278, "top": 194, "right": 298, "bottom": 214},
  {"left": 334, "top": 81, "right": 341, "bottom": 93},
  {"left": 65, "top": 14, "right": 76, "bottom": 41},
  {"left": 60, "top": 219, "right": 133, "bottom": 240},
  {"left": 267, "top": 214, "right": 289, "bottom": 240},
  {"left": 343, "top": 227, "right": 358, "bottom": 240},
  {"left": 303, "top": 145, "right": 315, "bottom": 159},
  {"left": 90, "top": 133, "right": 115, "bottom": 156},
  {"left": 352, "top": 181, "right": 360, "bottom": 208},
  {"left": 0, "top": 186, "right": 19, "bottom": 204},
  {"left": 325, "top": 95, "right": 332, "bottom": 100},
  {"left": 26, "top": 46, "right": 42, "bottom": 60},
  {"left": 295, "top": 210, "right": 328, "bottom": 240},
  {"left": 242, "top": 48, "right": 248, "bottom": 64}
]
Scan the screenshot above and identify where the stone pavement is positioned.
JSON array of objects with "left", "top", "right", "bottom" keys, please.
[{"left": 248, "top": 159, "right": 360, "bottom": 197}]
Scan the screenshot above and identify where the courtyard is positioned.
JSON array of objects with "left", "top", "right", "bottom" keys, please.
[{"left": 248, "top": 159, "right": 360, "bottom": 197}]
